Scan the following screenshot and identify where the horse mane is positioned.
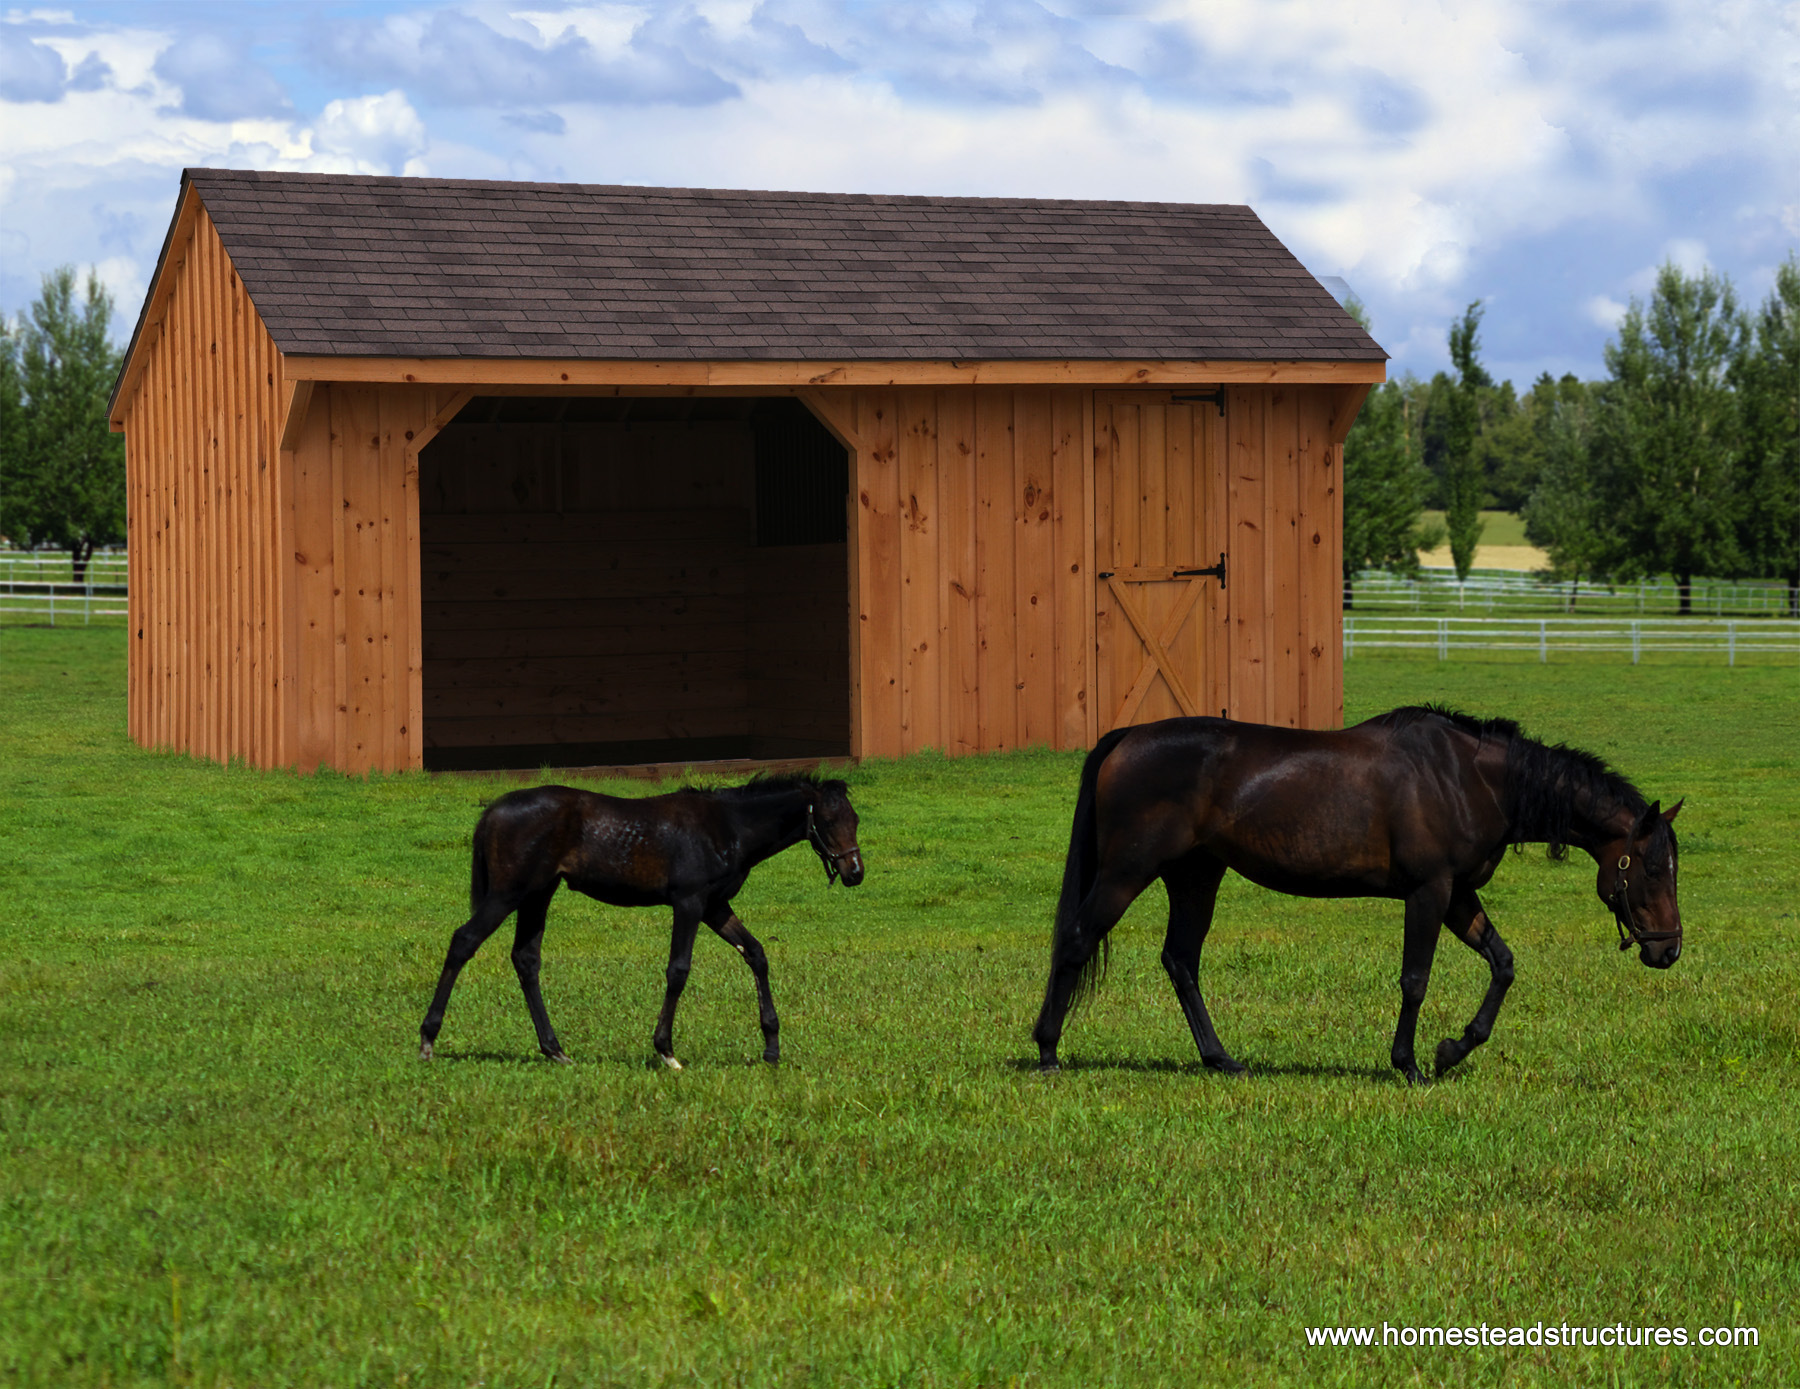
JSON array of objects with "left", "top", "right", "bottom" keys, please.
[
  {"left": 692, "top": 771, "right": 844, "bottom": 802},
  {"left": 1381, "top": 705, "right": 1650, "bottom": 859}
]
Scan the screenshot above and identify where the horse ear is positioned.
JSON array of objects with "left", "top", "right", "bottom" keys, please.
[
  {"left": 1663, "top": 798, "right": 1684, "bottom": 823},
  {"left": 1634, "top": 800, "right": 1662, "bottom": 837}
]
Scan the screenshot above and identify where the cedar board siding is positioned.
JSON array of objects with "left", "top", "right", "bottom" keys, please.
[
  {"left": 121, "top": 202, "right": 288, "bottom": 770},
  {"left": 124, "top": 357, "right": 1351, "bottom": 771},
  {"left": 841, "top": 383, "right": 1346, "bottom": 758},
  {"left": 118, "top": 207, "right": 463, "bottom": 773},
  {"left": 286, "top": 382, "right": 462, "bottom": 773}
]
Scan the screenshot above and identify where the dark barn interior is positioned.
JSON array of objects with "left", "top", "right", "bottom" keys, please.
[{"left": 418, "top": 395, "right": 850, "bottom": 770}]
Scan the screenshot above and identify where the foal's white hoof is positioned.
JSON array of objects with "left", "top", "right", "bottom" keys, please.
[{"left": 659, "top": 1054, "right": 684, "bottom": 1071}]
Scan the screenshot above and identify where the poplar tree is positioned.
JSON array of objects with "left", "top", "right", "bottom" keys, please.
[{"left": 1443, "top": 302, "right": 1489, "bottom": 579}]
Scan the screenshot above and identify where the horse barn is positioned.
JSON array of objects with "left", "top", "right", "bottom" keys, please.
[{"left": 108, "top": 169, "right": 1385, "bottom": 776}]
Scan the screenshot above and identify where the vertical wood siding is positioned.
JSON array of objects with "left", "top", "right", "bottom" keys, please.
[
  {"left": 124, "top": 273, "right": 1350, "bottom": 774},
  {"left": 841, "top": 382, "right": 1344, "bottom": 757},
  {"left": 847, "top": 385, "right": 1096, "bottom": 756},
  {"left": 285, "top": 382, "right": 446, "bottom": 773},
  {"left": 119, "top": 204, "right": 290, "bottom": 770}
]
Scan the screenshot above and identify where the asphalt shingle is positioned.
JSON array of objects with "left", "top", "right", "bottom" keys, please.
[{"left": 177, "top": 169, "right": 1386, "bottom": 364}]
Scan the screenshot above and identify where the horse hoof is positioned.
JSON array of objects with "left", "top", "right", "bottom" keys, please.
[
  {"left": 762, "top": 1051, "right": 780, "bottom": 1065},
  {"left": 1434, "top": 1039, "right": 1464, "bottom": 1076},
  {"left": 1207, "top": 1056, "right": 1248, "bottom": 1075},
  {"left": 544, "top": 1049, "right": 573, "bottom": 1066},
  {"left": 418, "top": 1040, "right": 433, "bottom": 1061},
  {"left": 1037, "top": 1060, "right": 1061, "bottom": 1074},
  {"left": 659, "top": 1054, "right": 684, "bottom": 1071}
]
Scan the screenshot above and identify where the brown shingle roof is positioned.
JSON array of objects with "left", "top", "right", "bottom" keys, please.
[{"left": 182, "top": 168, "right": 1385, "bottom": 362}]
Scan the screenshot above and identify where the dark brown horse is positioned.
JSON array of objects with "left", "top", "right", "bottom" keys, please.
[
  {"left": 419, "top": 774, "right": 863, "bottom": 1068},
  {"left": 1035, "top": 707, "right": 1683, "bottom": 1083}
]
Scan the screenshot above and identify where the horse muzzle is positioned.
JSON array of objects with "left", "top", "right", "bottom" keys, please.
[
  {"left": 1640, "top": 937, "right": 1681, "bottom": 969},
  {"left": 835, "top": 847, "right": 865, "bottom": 887}
]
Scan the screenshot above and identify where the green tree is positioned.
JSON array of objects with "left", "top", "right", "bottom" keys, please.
[
  {"left": 0, "top": 267, "right": 126, "bottom": 580},
  {"left": 1522, "top": 374, "right": 1606, "bottom": 605},
  {"left": 1341, "top": 375, "right": 1438, "bottom": 608},
  {"left": 1478, "top": 377, "right": 1545, "bottom": 511},
  {"left": 1443, "top": 302, "right": 1490, "bottom": 579},
  {"left": 1338, "top": 298, "right": 1438, "bottom": 609},
  {"left": 1733, "top": 255, "right": 1800, "bottom": 614},
  {"left": 1416, "top": 371, "right": 1453, "bottom": 507},
  {"left": 1590, "top": 263, "right": 1748, "bottom": 613},
  {"left": 0, "top": 319, "right": 24, "bottom": 538}
]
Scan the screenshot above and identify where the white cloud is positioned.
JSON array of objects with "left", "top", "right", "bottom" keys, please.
[
  {"left": 310, "top": 90, "right": 429, "bottom": 174},
  {"left": 1, "top": 0, "right": 1795, "bottom": 381},
  {"left": 1585, "top": 294, "right": 1629, "bottom": 330},
  {"left": 1659, "top": 238, "right": 1712, "bottom": 278}
]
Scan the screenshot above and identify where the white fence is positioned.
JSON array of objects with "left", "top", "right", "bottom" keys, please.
[
  {"left": 1345, "top": 615, "right": 1800, "bottom": 665},
  {"left": 0, "top": 581, "right": 129, "bottom": 626},
  {"left": 1349, "top": 569, "right": 1799, "bottom": 618},
  {"left": 0, "top": 550, "right": 129, "bottom": 586}
]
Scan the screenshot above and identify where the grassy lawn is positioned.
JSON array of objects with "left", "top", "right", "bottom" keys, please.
[{"left": 2, "top": 627, "right": 1797, "bottom": 1387}]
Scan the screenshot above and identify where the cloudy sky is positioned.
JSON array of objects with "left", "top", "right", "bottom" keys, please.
[{"left": 3, "top": 0, "right": 1795, "bottom": 386}]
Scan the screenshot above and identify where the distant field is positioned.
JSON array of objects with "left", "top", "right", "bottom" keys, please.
[
  {"left": 3, "top": 626, "right": 1796, "bottom": 1386},
  {"left": 1420, "top": 509, "right": 1532, "bottom": 548},
  {"left": 1417, "top": 510, "right": 1547, "bottom": 571}
]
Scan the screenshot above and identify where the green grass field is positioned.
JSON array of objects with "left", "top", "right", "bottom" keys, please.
[{"left": 3, "top": 628, "right": 1797, "bottom": 1387}]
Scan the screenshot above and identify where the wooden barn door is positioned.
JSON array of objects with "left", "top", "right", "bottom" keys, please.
[{"left": 1093, "top": 391, "right": 1229, "bottom": 731}]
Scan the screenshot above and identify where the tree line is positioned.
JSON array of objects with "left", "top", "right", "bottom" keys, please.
[{"left": 1342, "top": 257, "right": 1800, "bottom": 614}]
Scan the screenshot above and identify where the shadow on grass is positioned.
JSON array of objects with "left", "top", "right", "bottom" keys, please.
[{"left": 1009, "top": 1055, "right": 1396, "bottom": 1082}]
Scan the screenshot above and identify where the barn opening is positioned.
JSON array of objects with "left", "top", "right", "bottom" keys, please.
[{"left": 418, "top": 395, "right": 850, "bottom": 771}]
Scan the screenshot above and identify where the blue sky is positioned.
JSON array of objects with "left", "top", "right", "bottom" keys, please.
[{"left": 3, "top": 0, "right": 1795, "bottom": 386}]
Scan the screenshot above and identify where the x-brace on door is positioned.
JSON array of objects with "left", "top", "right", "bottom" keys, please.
[{"left": 1093, "top": 390, "right": 1230, "bottom": 730}]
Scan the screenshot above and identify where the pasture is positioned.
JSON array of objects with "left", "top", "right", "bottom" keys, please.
[{"left": 2, "top": 626, "right": 1796, "bottom": 1387}]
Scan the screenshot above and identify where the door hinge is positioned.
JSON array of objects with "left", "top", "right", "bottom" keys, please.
[{"left": 1173, "top": 553, "right": 1227, "bottom": 589}]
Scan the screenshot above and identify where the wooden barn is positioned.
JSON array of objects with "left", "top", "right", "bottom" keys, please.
[{"left": 108, "top": 169, "right": 1385, "bottom": 775}]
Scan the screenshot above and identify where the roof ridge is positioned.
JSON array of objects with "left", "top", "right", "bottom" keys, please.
[{"left": 183, "top": 167, "right": 1260, "bottom": 218}]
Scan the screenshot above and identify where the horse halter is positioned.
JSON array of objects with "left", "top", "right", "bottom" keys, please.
[
  {"left": 1608, "top": 853, "right": 1681, "bottom": 951},
  {"left": 805, "top": 803, "right": 856, "bottom": 887}
]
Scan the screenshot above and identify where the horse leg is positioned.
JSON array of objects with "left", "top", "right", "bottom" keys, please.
[
  {"left": 419, "top": 892, "right": 523, "bottom": 1059},
  {"left": 1159, "top": 854, "right": 1242, "bottom": 1073},
  {"left": 511, "top": 884, "right": 571, "bottom": 1064},
  {"left": 706, "top": 902, "right": 780, "bottom": 1064},
  {"left": 1032, "top": 870, "right": 1147, "bottom": 1072},
  {"left": 651, "top": 905, "right": 703, "bottom": 1070},
  {"left": 1390, "top": 879, "right": 1451, "bottom": 1085},
  {"left": 1433, "top": 890, "right": 1516, "bottom": 1077}
]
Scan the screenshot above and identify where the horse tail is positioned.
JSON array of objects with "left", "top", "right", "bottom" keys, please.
[
  {"left": 469, "top": 811, "right": 492, "bottom": 913},
  {"left": 1056, "top": 726, "right": 1132, "bottom": 1006}
]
